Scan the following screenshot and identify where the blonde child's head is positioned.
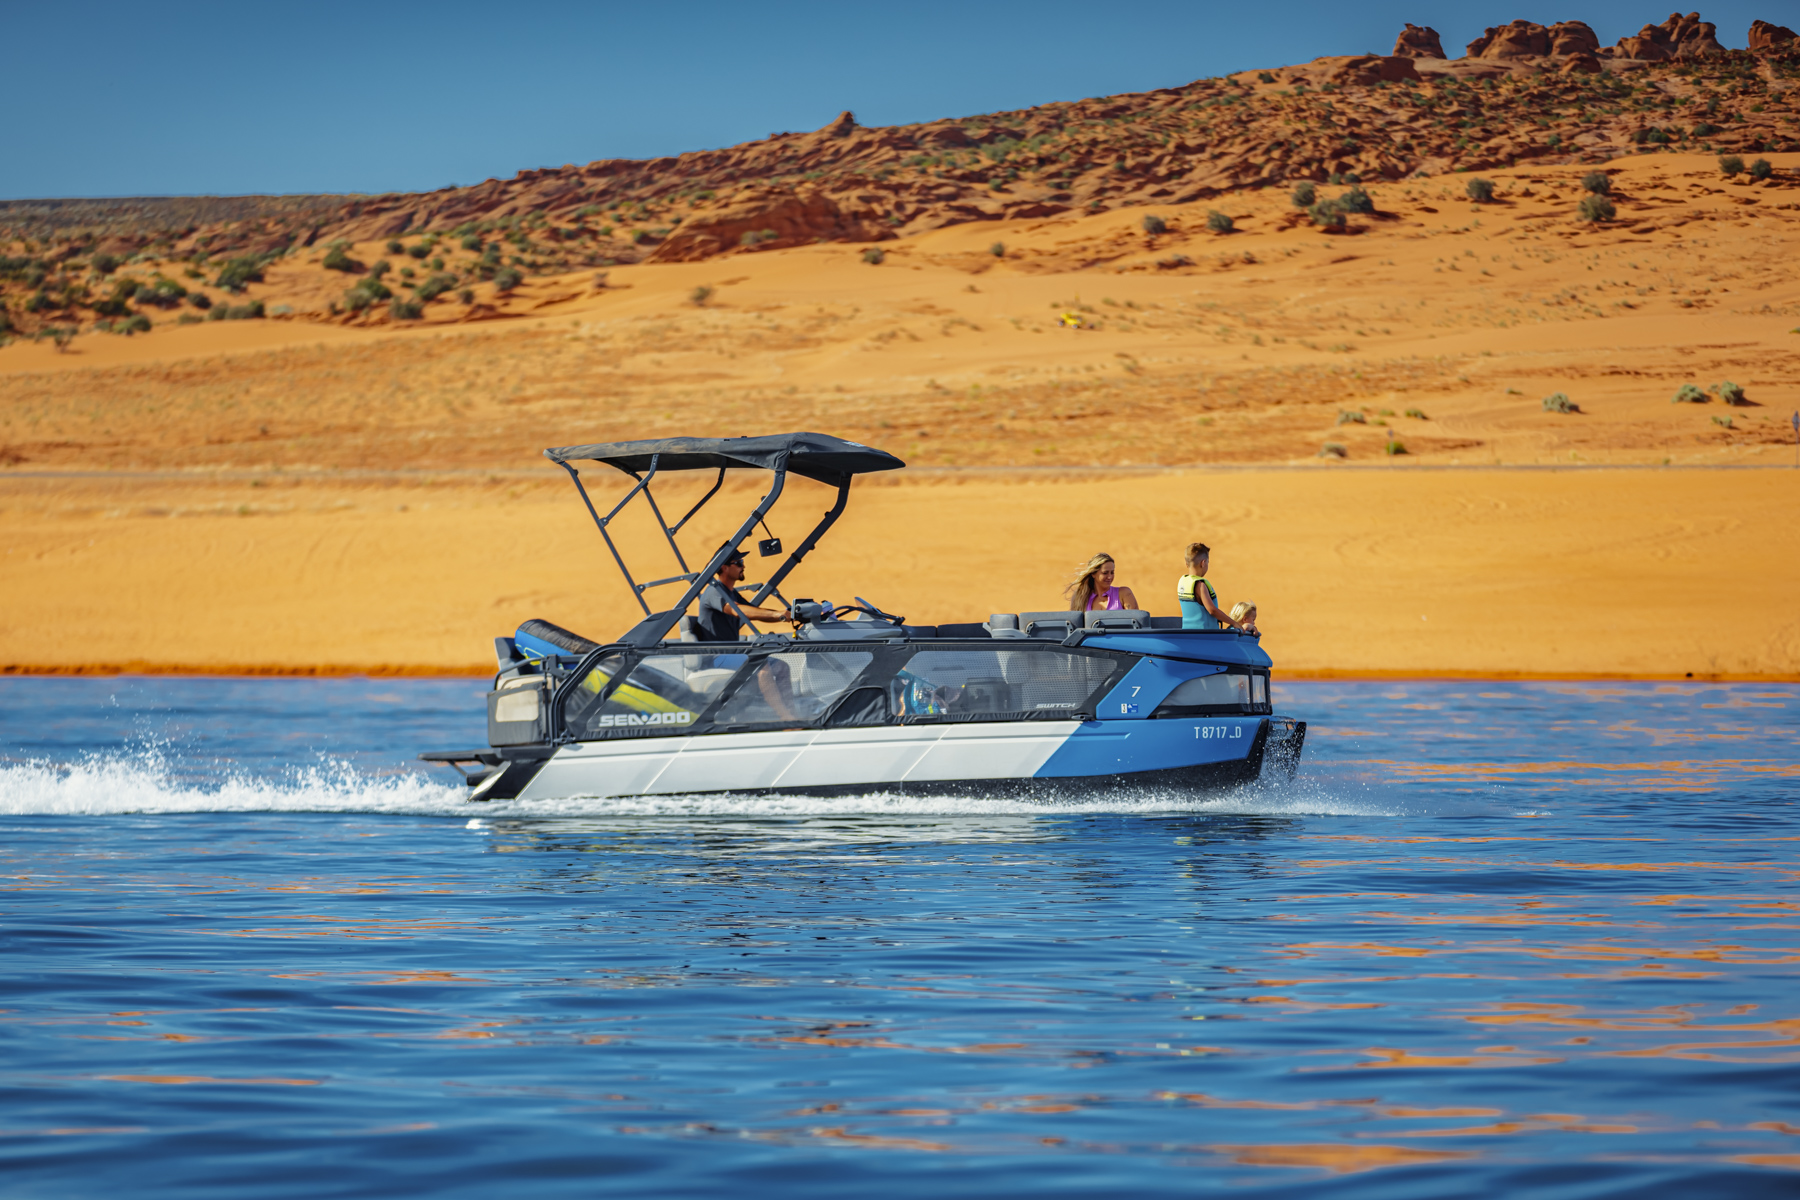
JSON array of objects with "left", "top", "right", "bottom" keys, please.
[{"left": 1229, "top": 601, "right": 1257, "bottom": 624}]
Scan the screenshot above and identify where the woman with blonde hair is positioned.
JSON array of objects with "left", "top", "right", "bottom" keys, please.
[{"left": 1064, "top": 552, "right": 1139, "bottom": 612}]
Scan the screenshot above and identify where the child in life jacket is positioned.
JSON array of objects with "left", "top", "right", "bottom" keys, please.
[{"left": 1177, "top": 542, "right": 1252, "bottom": 632}]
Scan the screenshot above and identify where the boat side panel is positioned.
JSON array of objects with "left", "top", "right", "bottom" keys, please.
[
  {"left": 902, "top": 722, "right": 1081, "bottom": 783},
  {"left": 517, "top": 739, "right": 685, "bottom": 800},
  {"left": 1036, "top": 718, "right": 1263, "bottom": 778},
  {"left": 1094, "top": 657, "right": 1226, "bottom": 720},
  {"left": 1079, "top": 633, "right": 1273, "bottom": 668},
  {"left": 653, "top": 731, "right": 816, "bottom": 794},
  {"left": 773, "top": 726, "right": 945, "bottom": 789}
]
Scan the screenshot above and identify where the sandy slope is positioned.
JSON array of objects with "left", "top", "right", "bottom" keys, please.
[{"left": 3, "top": 154, "right": 1799, "bottom": 676}]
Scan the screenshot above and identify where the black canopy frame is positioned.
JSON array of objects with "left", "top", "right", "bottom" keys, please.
[{"left": 542, "top": 434, "right": 903, "bottom": 648}]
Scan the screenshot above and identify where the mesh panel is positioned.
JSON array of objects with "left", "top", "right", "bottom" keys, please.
[
  {"left": 898, "top": 649, "right": 1114, "bottom": 718},
  {"left": 710, "top": 651, "right": 874, "bottom": 728}
]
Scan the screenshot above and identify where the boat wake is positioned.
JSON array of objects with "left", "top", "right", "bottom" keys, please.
[{"left": 0, "top": 749, "right": 1407, "bottom": 819}]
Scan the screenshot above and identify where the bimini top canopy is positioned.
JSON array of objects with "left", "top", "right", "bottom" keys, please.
[{"left": 543, "top": 432, "right": 903, "bottom": 487}]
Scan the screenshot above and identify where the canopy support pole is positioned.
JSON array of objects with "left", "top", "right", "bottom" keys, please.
[
  {"left": 750, "top": 478, "right": 850, "bottom": 608},
  {"left": 551, "top": 455, "right": 658, "bottom": 617}
]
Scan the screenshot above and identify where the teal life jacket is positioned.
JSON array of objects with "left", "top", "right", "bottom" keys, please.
[{"left": 1178, "top": 574, "right": 1220, "bottom": 630}]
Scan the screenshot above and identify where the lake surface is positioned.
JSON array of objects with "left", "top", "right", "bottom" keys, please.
[{"left": 3, "top": 677, "right": 1798, "bottom": 1197}]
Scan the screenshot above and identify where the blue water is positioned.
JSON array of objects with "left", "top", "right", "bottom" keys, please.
[{"left": 3, "top": 678, "right": 1799, "bottom": 1197}]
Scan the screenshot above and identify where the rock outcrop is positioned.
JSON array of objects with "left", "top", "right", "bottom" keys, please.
[
  {"left": 1608, "top": 12, "right": 1724, "bottom": 59},
  {"left": 644, "top": 188, "right": 890, "bottom": 263},
  {"left": 1749, "top": 19, "right": 1798, "bottom": 52},
  {"left": 1393, "top": 24, "right": 1446, "bottom": 58},
  {"left": 1465, "top": 19, "right": 1599, "bottom": 60},
  {"left": 1288, "top": 54, "right": 1422, "bottom": 87}
]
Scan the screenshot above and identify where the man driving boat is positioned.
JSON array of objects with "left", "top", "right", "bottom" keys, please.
[{"left": 692, "top": 549, "right": 792, "bottom": 642}]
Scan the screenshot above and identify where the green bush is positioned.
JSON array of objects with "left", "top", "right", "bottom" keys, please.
[
  {"left": 187, "top": 292, "right": 212, "bottom": 310},
  {"left": 1340, "top": 186, "right": 1374, "bottom": 214},
  {"left": 344, "top": 279, "right": 392, "bottom": 311},
  {"left": 389, "top": 297, "right": 423, "bottom": 320},
  {"left": 493, "top": 266, "right": 523, "bottom": 292},
  {"left": 1141, "top": 214, "right": 1167, "bottom": 235},
  {"left": 123, "top": 313, "right": 152, "bottom": 333},
  {"left": 1336, "top": 410, "right": 1367, "bottom": 425},
  {"left": 1542, "top": 392, "right": 1577, "bottom": 413},
  {"left": 989, "top": 242, "right": 1006, "bottom": 257},
  {"left": 861, "top": 247, "right": 885, "bottom": 265},
  {"left": 415, "top": 273, "right": 457, "bottom": 302},
  {"left": 1690, "top": 122, "right": 1720, "bottom": 137},
  {"left": 1671, "top": 383, "right": 1707, "bottom": 404},
  {"left": 139, "top": 279, "right": 187, "bottom": 308},
  {"left": 689, "top": 285, "right": 714, "bottom": 306},
  {"left": 406, "top": 243, "right": 430, "bottom": 260},
  {"left": 461, "top": 235, "right": 482, "bottom": 252},
  {"left": 1749, "top": 158, "right": 1773, "bottom": 181},
  {"left": 1716, "top": 380, "right": 1746, "bottom": 405},
  {"left": 1577, "top": 195, "right": 1616, "bottom": 222},
  {"left": 1206, "top": 210, "right": 1235, "bottom": 233},
  {"left": 90, "top": 253, "right": 121, "bottom": 275},
  {"left": 1291, "top": 181, "right": 1316, "bottom": 208},
  {"left": 369, "top": 260, "right": 391, "bottom": 278},
  {"left": 386, "top": 239, "right": 404, "bottom": 254},
  {"left": 1404, "top": 407, "right": 1428, "bottom": 420},
  {"left": 1719, "top": 154, "right": 1745, "bottom": 176},
  {"left": 458, "top": 288, "right": 474, "bottom": 305},
  {"left": 24, "top": 291, "right": 50, "bottom": 313},
  {"left": 1466, "top": 178, "right": 1495, "bottom": 202},
  {"left": 322, "top": 242, "right": 359, "bottom": 273},
  {"left": 1582, "top": 171, "right": 1612, "bottom": 195},
  {"left": 1318, "top": 442, "right": 1347, "bottom": 458},
  {"left": 1310, "top": 200, "right": 1346, "bottom": 229},
  {"left": 214, "top": 256, "right": 266, "bottom": 292},
  {"left": 1383, "top": 438, "right": 1408, "bottom": 456}
]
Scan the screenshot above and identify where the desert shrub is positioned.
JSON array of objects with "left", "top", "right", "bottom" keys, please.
[
  {"left": 461, "top": 235, "right": 482, "bottom": 252},
  {"left": 389, "top": 297, "right": 423, "bottom": 320},
  {"left": 493, "top": 266, "right": 523, "bottom": 292},
  {"left": 458, "top": 288, "right": 474, "bottom": 304},
  {"left": 1577, "top": 195, "right": 1616, "bottom": 222},
  {"left": 1719, "top": 154, "right": 1745, "bottom": 176},
  {"left": 1581, "top": 171, "right": 1612, "bottom": 195},
  {"left": 322, "top": 242, "right": 359, "bottom": 272},
  {"left": 739, "top": 229, "right": 777, "bottom": 247},
  {"left": 630, "top": 230, "right": 649, "bottom": 245},
  {"left": 407, "top": 243, "right": 430, "bottom": 259},
  {"left": 24, "top": 291, "right": 49, "bottom": 313},
  {"left": 1690, "top": 122, "right": 1720, "bottom": 136},
  {"left": 689, "top": 285, "right": 714, "bottom": 306},
  {"left": 344, "top": 279, "right": 392, "bottom": 311},
  {"left": 90, "top": 253, "right": 121, "bottom": 275},
  {"left": 429, "top": 257, "right": 444, "bottom": 271},
  {"left": 989, "top": 242, "right": 1006, "bottom": 257},
  {"left": 1141, "top": 214, "right": 1167, "bottom": 235},
  {"left": 369, "top": 260, "right": 391, "bottom": 278},
  {"left": 220, "top": 300, "right": 264, "bottom": 320},
  {"left": 214, "top": 255, "right": 266, "bottom": 292},
  {"left": 1404, "top": 407, "right": 1428, "bottom": 419},
  {"left": 1257, "top": 71, "right": 1276, "bottom": 84},
  {"left": 1542, "top": 392, "right": 1577, "bottom": 413},
  {"left": 1384, "top": 438, "right": 1408, "bottom": 456},
  {"left": 177, "top": 313, "right": 202, "bottom": 325},
  {"left": 1749, "top": 158, "right": 1773, "bottom": 181},
  {"left": 1716, "top": 380, "right": 1747, "bottom": 405},
  {"left": 1206, "top": 210, "right": 1235, "bottom": 233},
  {"left": 1318, "top": 442, "right": 1347, "bottom": 458},
  {"left": 1711, "top": 414, "right": 1733, "bottom": 428},
  {"left": 1340, "top": 186, "right": 1374, "bottom": 214},
  {"left": 1157, "top": 253, "right": 1194, "bottom": 269},
  {"left": 386, "top": 239, "right": 404, "bottom": 254},
  {"left": 415, "top": 273, "right": 456, "bottom": 302},
  {"left": 1291, "top": 181, "right": 1316, "bottom": 208},
  {"left": 400, "top": 266, "right": 416, "bottom": 279},
  {"left": 139, "top": 279, "right": 187, "bottom": 308},
  {"left": 123, "top": 313, "right": 152, "bottom": 333},
  {"left": 1336, "top": 410, "right": 1367, "bottom": 425},
  {"left": 1466, "top": 177, "right": 1495, "bottom": 202},
  {"left": 861, "top": 247, "right": 885, "bottom": 264},
  {"left": 1671, "top": 383, "right": 1707, "bottom": 404},
  {"left": 1310, "top": 200, "right": 1346, "bottom": 229},
  {"left": 187, "top": 292, "right": 212, "bottom": 310}
]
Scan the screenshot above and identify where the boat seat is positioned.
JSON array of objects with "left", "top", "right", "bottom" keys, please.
[
  {"left": 984, "top": 613, "right": 1027, "bottom": 640},
  {"left": 677, "top": 615, "right": 698, "bottom": 643},
  {"left": 1020, "top": 611, "right": 1080, "bottom": 639},
  {"left": 1084, "top": 609, "right": 1150, "bottom": 630}
]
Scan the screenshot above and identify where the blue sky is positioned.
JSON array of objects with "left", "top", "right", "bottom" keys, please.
[{"left": 1, "top": 1, "right": 1779, "bottom": 199}]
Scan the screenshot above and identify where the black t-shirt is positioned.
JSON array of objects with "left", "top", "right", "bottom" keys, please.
[{"left": 693, "top": 580, "right": 747, "bottom": 643}]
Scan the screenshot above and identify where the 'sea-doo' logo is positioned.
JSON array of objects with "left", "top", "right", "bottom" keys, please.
[{"left": 598, "top": 711, "right": 695, "bottom": 728}]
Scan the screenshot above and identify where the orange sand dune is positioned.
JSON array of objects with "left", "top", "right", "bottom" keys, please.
[
  {"left": 2, "top": 466, "right": 1794, "bottom": 678},
  {"left": 3, "top": 154, "right": 1799, "bottom": 677}
]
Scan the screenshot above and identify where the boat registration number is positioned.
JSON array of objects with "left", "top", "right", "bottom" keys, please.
[{"left": 1197, "top": 725, "right": 1245, "bottom": 740}]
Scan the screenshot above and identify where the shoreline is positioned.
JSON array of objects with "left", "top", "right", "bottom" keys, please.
[{"left": 4, "top": 663, "right": 1793, "bottom": 684}]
